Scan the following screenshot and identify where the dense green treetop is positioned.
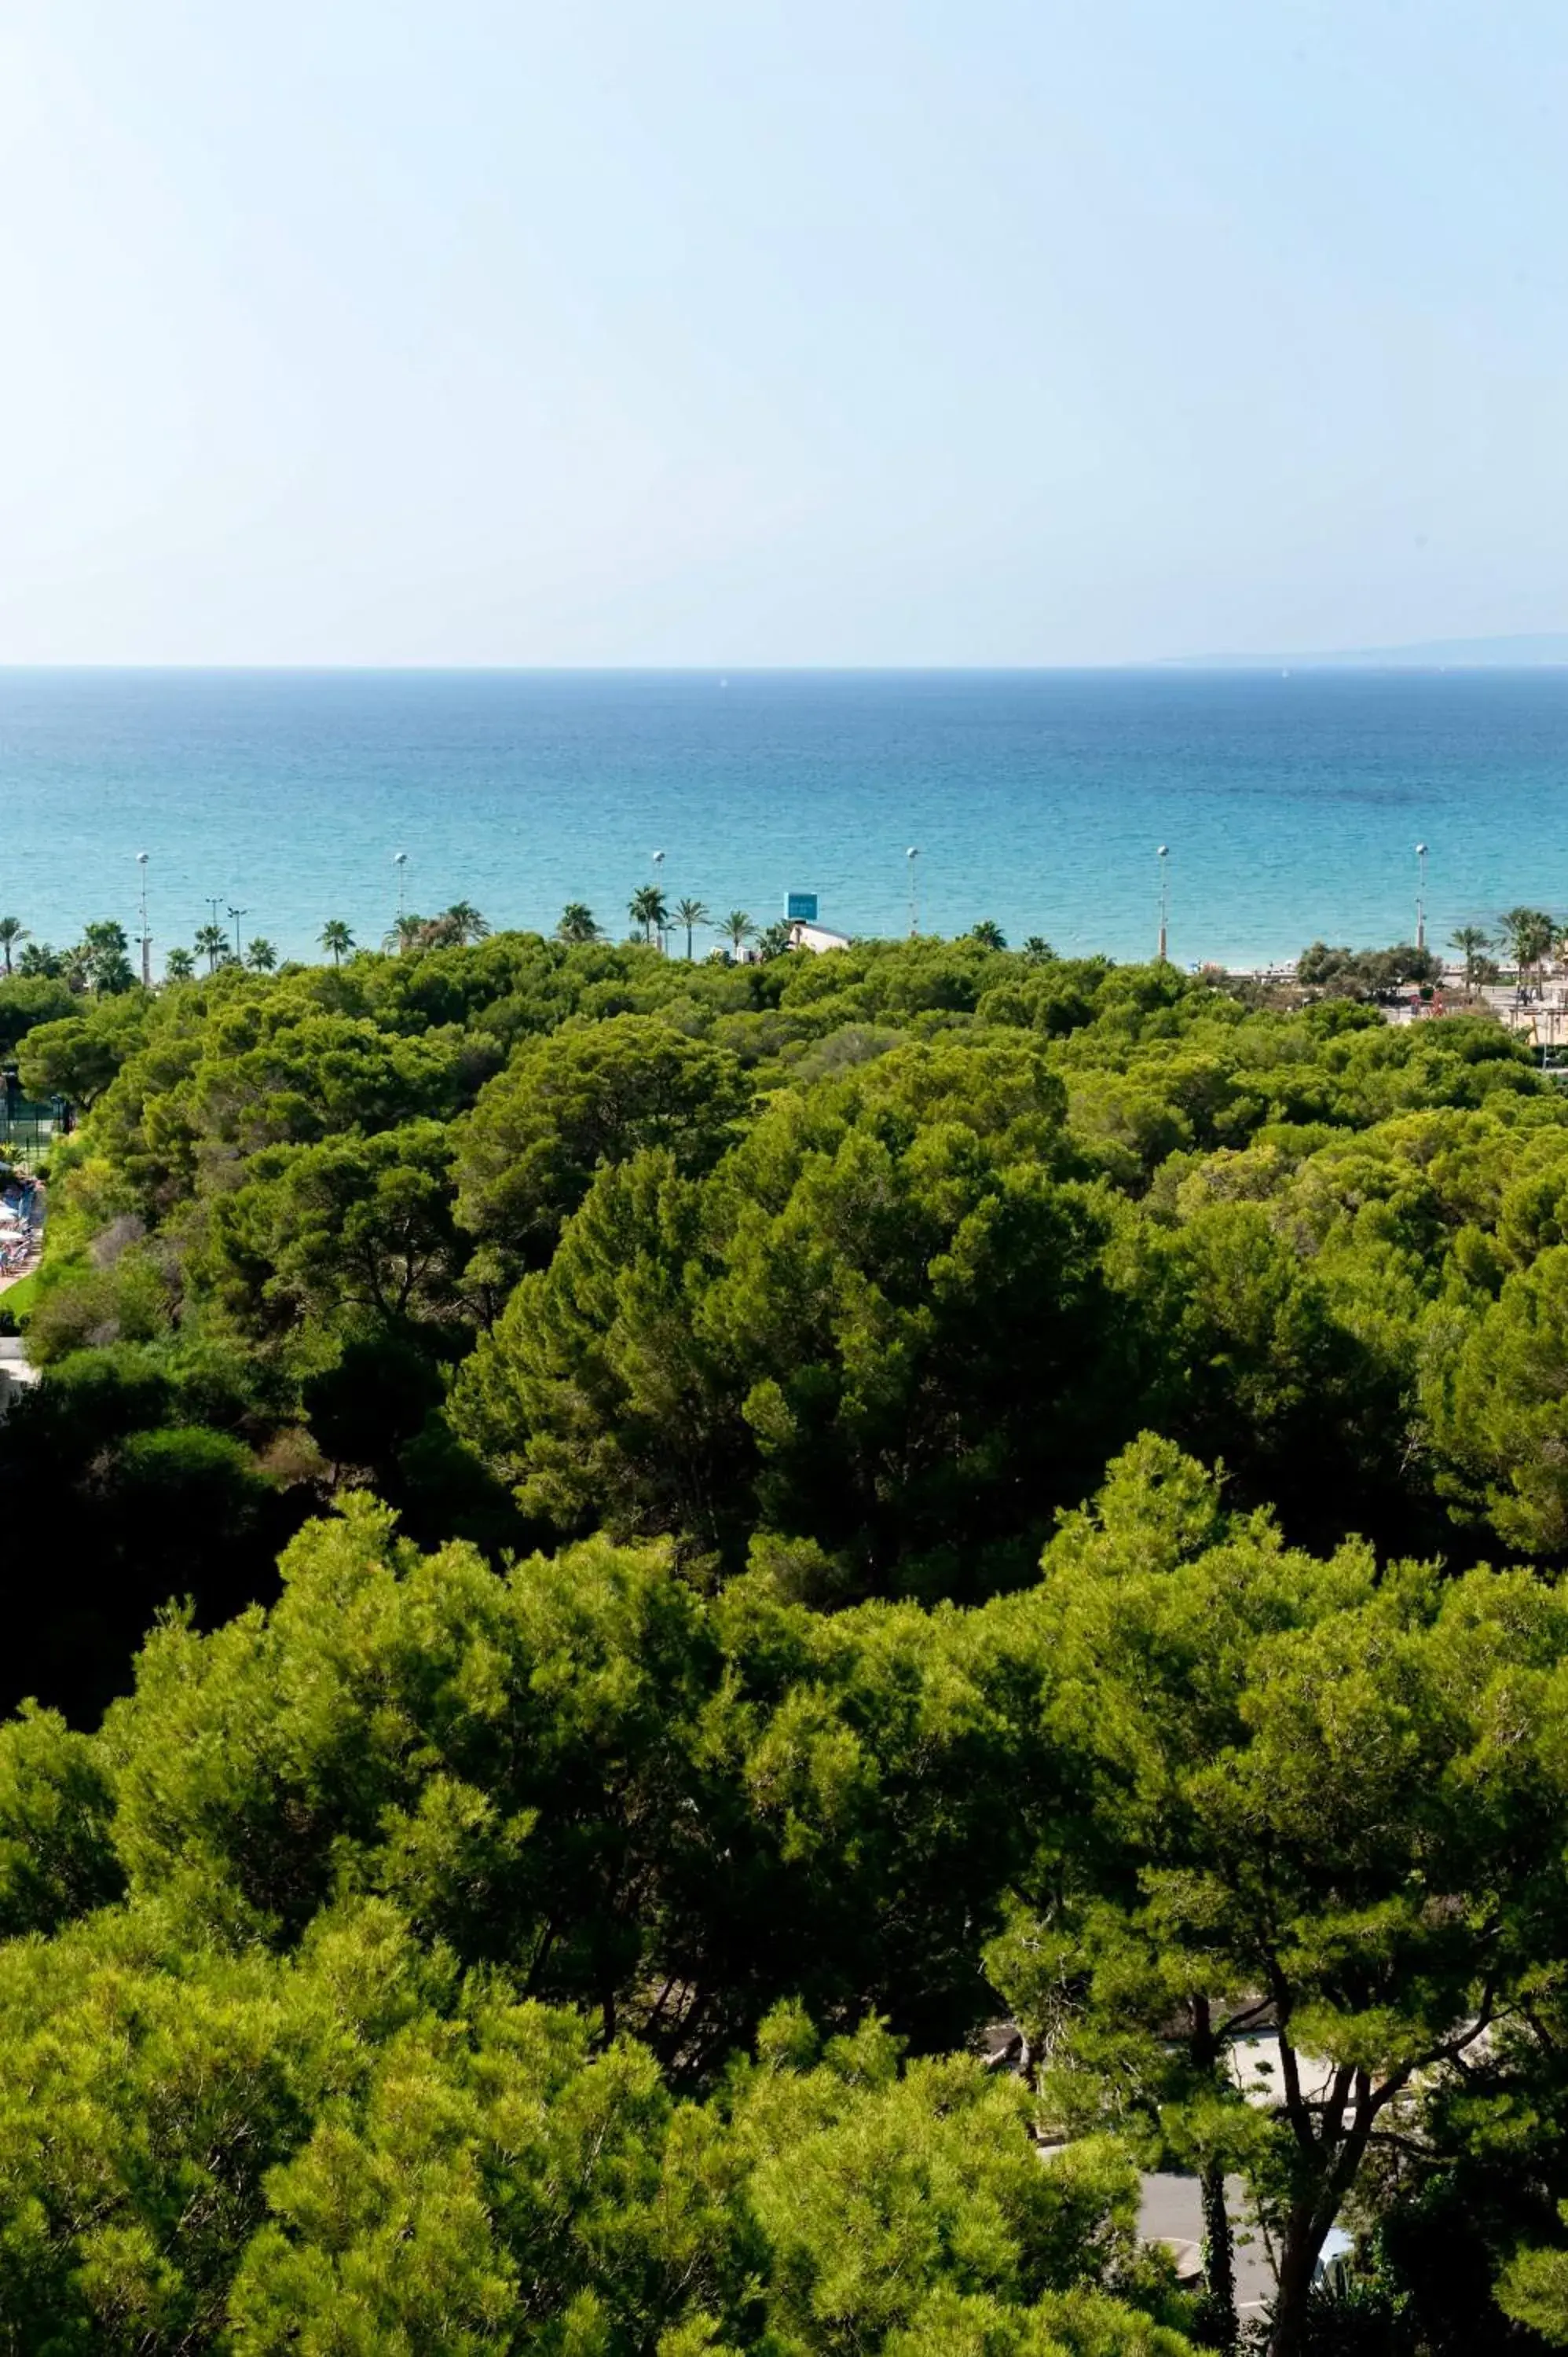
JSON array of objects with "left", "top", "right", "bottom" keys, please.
[
  {"left": 8, "top": 930, "right": 1568, "bottom": 2348},
  {"left": 5, "top": 930, "right": 1567, "bottom": 1722},
  {"left": 5, "top": 1436, "right": 1568, "bottom": 2348}
]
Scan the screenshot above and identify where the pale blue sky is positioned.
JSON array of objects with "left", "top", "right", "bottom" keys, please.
[{"left": 1, "top": 0, "right": 1563, "bottom": 664}]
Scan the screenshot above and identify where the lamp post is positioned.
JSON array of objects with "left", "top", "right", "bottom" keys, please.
[
  {"left": 136, "top": 852, "right": 151, "bottom": 987},
  {"left": 652, "top": 850, "right": 666, "bottom": 952},
  {"left": 1416, "top": 842, "right": 1428, "bottom": 953},
  {"left": 1156, "top": 845, "right": 1170, "bottom": 962},
  {"left": 907, "top": 846, "right": 921, "bottom": 937},
  {"left": 227, "top": 904, "right": 249, "bottom": 961},
  {"left": 393, "top": 850, "right": 408, "bottom": 943}
]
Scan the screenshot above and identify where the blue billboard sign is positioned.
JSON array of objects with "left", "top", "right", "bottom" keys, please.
[{"left": 786, "top": 893, "right": 819, "bottom": 923}]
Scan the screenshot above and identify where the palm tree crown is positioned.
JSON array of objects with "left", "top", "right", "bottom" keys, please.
[
  {"left": 720, "top": 910, "right": 757, "bottom": 955},
  {"left": 0, "top": 918, "right": 29, "bottom": 976},
  {"left": 1448, "top": 925, "right": 1493, "bottom": 992},
  {"left": 556, "top": 903, "right": 602, "bottom": 944},
  {"left": 320, "top": 920, "right": 355, "bottom": 966},
  {"left": 193, "top": 923, "right": 229, "bottom": 975},
  {"left": 440, "top": 901, "right": 490, "bottom": 945},
  {"left": 672, "top": 897, "right": 709, "bottom": 959},
  {"left": 628, "top": 886, "right": 669, "bottom": 946},
  {"left": 246, "top": 938, "right": 278, "bottom": 973},
  {"left": 1500, "top": 907, "right": 1555, "bottom": 992}
]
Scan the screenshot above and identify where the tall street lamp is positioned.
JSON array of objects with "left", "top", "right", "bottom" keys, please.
[
  {"left": 136, "top": 852, "right": 151, "bottom": 987},
  {"left": 1157, "top": 844, "right": 1170, "bottom": 962},
  {"left": 1416, "top": 842, "right": 1428, "bottom": 952},
  {"left": 907, "top": 845, "right": 921, "bottom": 937}
]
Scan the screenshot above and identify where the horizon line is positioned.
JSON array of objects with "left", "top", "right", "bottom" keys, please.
[{"left": 2, "top": 655, "right": 1567, "bottom": 676}]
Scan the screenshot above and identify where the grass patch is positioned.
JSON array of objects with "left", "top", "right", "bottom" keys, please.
[{"left": 1, "top": 1270, "right": 41, "bottom": 1326}]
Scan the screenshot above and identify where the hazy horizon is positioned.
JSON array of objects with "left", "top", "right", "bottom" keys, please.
[
  {"left": 4, "top": 627, "right": 1568, "bottom": 676},
  {"left": 2, "top": 0, "right": 1564, "bottom": 669}
]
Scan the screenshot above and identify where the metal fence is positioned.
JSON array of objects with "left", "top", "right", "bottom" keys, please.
[{"left": 0, "top": 1095, "right": 64, "bottom": 1164}]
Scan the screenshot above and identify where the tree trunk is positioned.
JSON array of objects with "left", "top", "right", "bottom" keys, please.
[
  {"left": 1268, "top": 2201, "right": 1327, "bottom": 2357},
  {"left": 1268, "top": 2156, "right": 1367, "bottom": 2357},
  {"left": 1194, "top": 2157, "right": 1237, "bottom": 2352},
  {"left": 1186, "top": 1996, "right": 1237, "bottom": 2350}
]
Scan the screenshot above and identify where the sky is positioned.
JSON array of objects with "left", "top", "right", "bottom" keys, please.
[{"left": 0, "top": 0, "right": 1563, "bottom": 666}]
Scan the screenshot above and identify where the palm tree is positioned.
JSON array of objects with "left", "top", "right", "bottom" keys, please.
[
  {"left": 193, "top": 922, "right": 229, "bottom": 975},
  {"left": 441, "top": 900, "right": 490, "bottom": 945},
  {"left": 1500, "top": 906, "right": 1555, "bottom": 996},
  {"left": 401, "top": 903, "right": 491, "bottom": 950},
  {"left": 628, "top": 885, "right": 669, "bottom": 947},
  {"left": 246, "top": 937, "right": 278, "bottom": 972},
  {"left": 720, "top": 910, "right": 757, "bottom": 958},
  {"left": 164, "top": 947, "right": 196, "bottom": 981},
  {"left": 383, "top": 912, "right": 429, "bottom": 954},
  {"left": 969, "top": 919, "right": 1007, "bottom": 950},
  {"left": 320, "top": 919, "right": 354, "bottom": 966},
  {"left": 556, "top": 903, "right": 602, "bottom": 944},
  {"left": 1449, "top": 925, "right": 1493, "bottom": 994},
  {"left": 0, "top": 918, "right": 28, "bottom": 975},
  {"left": 68, "top": 920, "right": 132, "bottom": 995},
  {"left": 1022, "top": 936, "right": 1055, "bottom": 963},
  {"left": 673, "top": 897, "right": 709, "bottom": 960}
]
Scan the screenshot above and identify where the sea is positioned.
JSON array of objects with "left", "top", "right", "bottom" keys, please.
[{"left": 1, "top": 667, "right": 1564, "bottom": 973}]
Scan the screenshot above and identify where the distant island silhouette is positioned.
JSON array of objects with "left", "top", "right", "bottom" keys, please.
[{"left": 1167, "top": 632, "right": 1568, "bottom": 669}]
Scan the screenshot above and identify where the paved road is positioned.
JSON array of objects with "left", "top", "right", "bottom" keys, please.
[{"left": 1138, "top": 2172, "right": 1275, "bottom": 2322}]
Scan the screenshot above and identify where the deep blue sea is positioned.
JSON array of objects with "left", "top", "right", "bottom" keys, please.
[{"left": 2, "top": 668, "right": 1564, "bottom": 971}]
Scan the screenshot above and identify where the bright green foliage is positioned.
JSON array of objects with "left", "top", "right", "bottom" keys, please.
[
  {"left": 13, "top": 1407, "right": 1568, "bottom": 2345},
  {"left": 19, "top": 992, "right": 157, "bottom": 1106},
  {"left": 1497, "top": 2216, "right": 1568, "bottom": 2341},
  {"left": 227, "top": 1987, "right": 689, "bottom": 2357},
  {"left": 0, "top": 1891, "right": 1199, "bottom": 2357},
  {"left": 194, "top": 1120, "right": 463, "bottom": 1336},
  {"left": 723, "top": 2013, "right": 1186, "bottom": 2357},
  {"left": 11, "top": 928, "right": 1568, "bottom": 1708},
  {"left": 1427, "top": 1242, "right": 1568, "bottom": 1552},
  {"left": 0, "top": 1704, "right": 122, "bottom": 1937},
  {"left": 185, "top": 1005, "right": 463, "bottom": 1153},
  {"left": 987, "top": 1435, "right": 1568, "bottom": 2353},
  {"left": 0, "top": 1904, "right": 470, "bottom": 2353},
  {"left": 454, "top": 1013, "right": 753, "bottom": 1271},
  {"left": 97, "top": 1497, "right": 1042, "bottom": 2058},
  {"left": 0, "top": 970, "right": 76, "bottom": 1056}
]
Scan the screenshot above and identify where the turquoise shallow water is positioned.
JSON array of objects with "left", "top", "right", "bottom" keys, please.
[{"left": 1, "top": 667, "right": 1564, "bottom": 971}]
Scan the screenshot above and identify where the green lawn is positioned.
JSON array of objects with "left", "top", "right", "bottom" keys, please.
[{"left": 1, "top": 1270, "right": 40, "bottom": 1325}]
